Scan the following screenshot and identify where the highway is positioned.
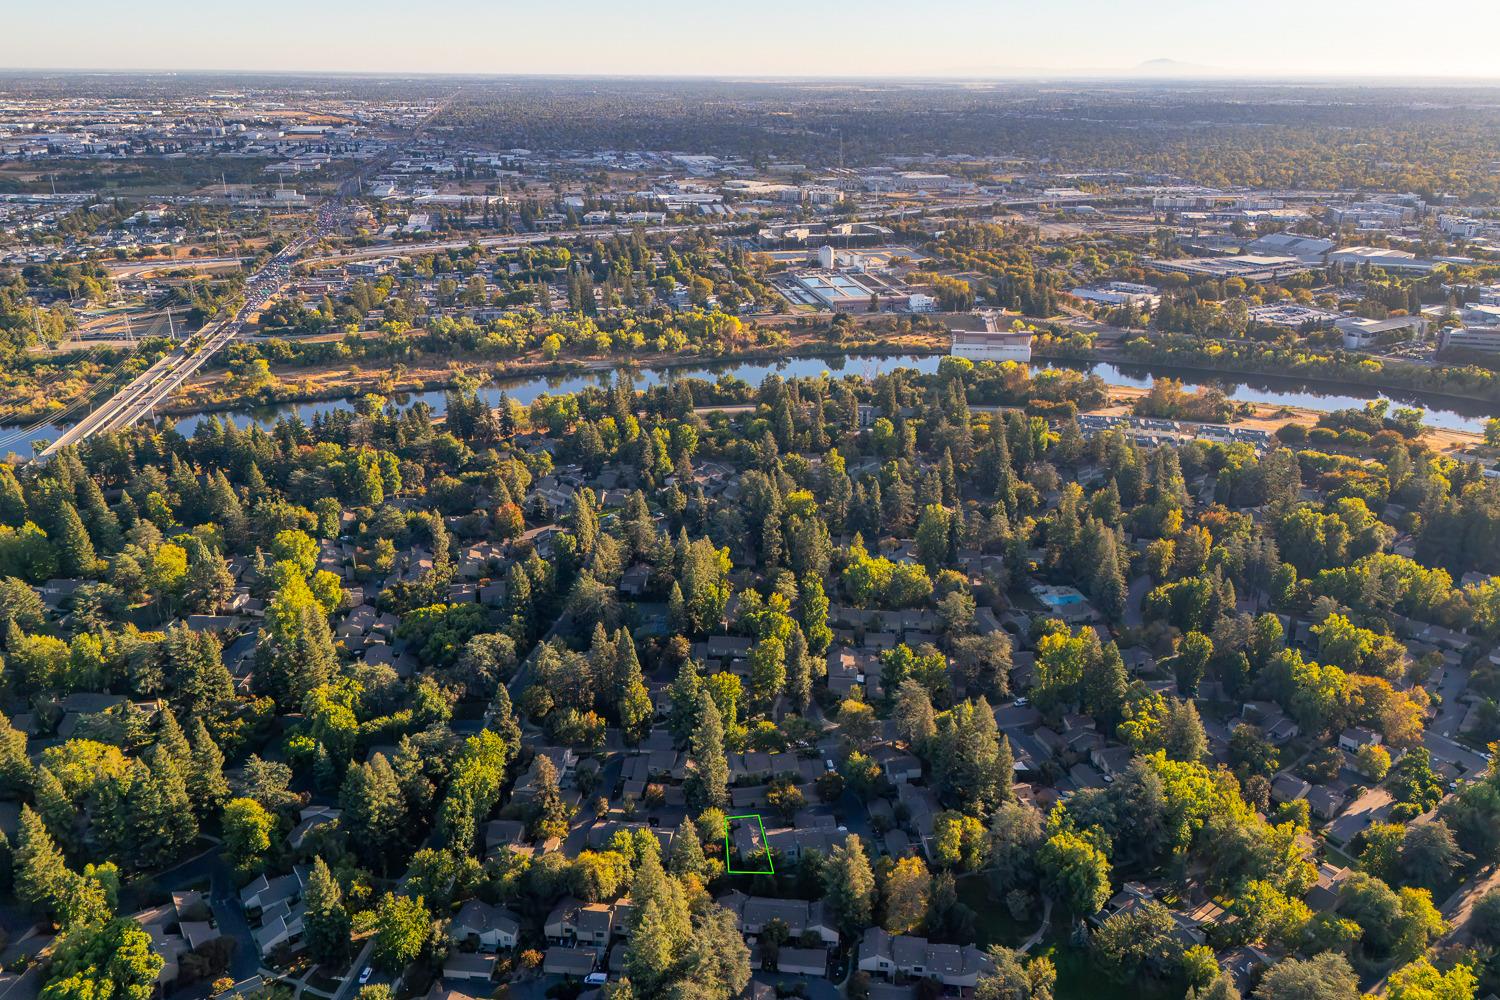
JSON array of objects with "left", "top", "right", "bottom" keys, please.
[{"left": 36, "top": 218, "right": 329, "bottom": 459}]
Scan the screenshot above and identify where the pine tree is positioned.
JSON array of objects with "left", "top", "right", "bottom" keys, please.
[
  {"left": 0, "top": 710, "right": 32, "bottom": 793},
  {"left": 168, "top": 622, "right": 236, "bottom": 718},
  {"left": 667, "top": 816, "right": 707, "bottom": 877},
  {"left": 617, "top": 633, "right": 653, "bottom": 745},
  {"left": 0, "top": 465, "right": 27, "bottom": 527},
  {"left": 303, "top": 856, "right": 352, "bottom": 963},
  {"left": 153, "top": 709, "right": 191, "bottom": 771},
  {"left": 55, "top": 501, "right": 97, "bottom": 577},
  {"left": 786, "top": 626, "right": 812, "bottom": 712},
  {"left": 256, "top": 575, "right": 338, "bottom": 709},
  {"left": 15, "top": 805, "right": 71, "bottom": 913},
  {"left": 185, "top": 717, "right": 230, "bottom": 819},
  {"left": 823, "top": 833, "right": 876, "bottom": 935},
  {"left": 32, "top": 766, "right": 77, "bottom": 853},
  {"left": 686, "top": 695, "right": 729, "bottom": 810},
  {"left": 1083, "top": 641, "right": 1129, "bottom": 726},
  {"left": 668, "top": 658, "right": 703, "bottom": 744},
  {"left": 340, "top": 753, "right": 408, "bottom": 871},
  {"left": 125, "top": 746, "right": 199, "bottom": 870}
]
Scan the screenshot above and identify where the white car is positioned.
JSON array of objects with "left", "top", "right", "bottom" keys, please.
[{"left": 359, "top": 967, "right": 373, "bottom": 985}]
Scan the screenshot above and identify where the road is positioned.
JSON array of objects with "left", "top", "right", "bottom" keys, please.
[{"left": 36, "top": 211, "right": 336, "bottom": 459}]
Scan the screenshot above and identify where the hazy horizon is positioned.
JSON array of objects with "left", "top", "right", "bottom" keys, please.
[{"left": 6, "top": 0, "right": 1500, "bottom": 80}]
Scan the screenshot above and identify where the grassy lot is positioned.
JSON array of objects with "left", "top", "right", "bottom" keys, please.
[
  {"left": 955, "top": 880, "right": 1181, "bottom": 1000},
  {"left": 956, "top": 877, "right": 1033, "bottom": 948}
]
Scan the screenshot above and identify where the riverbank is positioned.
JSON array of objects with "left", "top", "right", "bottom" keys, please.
[
  {"left": 1094, "top": 383, "right": 1481, "bottom": 451},
  {"left": 163, "top": 332, "right": 950, "bottom": 417}
]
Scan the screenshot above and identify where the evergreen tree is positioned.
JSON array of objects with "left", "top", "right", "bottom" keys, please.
[
  {"left": 668, "top": 658, "right": 703, "bottom": 744},
  {"left": 303, "top": 856, "right": 352, "bottom": 963},
  {"left": 823, "top": 833, "right": 877, "bottom": 935},
  {"left": 617, "top": 633, "right": 653, "bottom": 744},
  {"left": 340, "top": 753, "right": 408, "bottom": 871},
  {"left": 667, "top": 816, "right": 706, "bottom": 877},
  {"left": 32, "top": 766, "right": 77, "bottom": 853},
  {"left": 55, "top": 501, "right": 97, "bottom": 577},
  {"left": 256, "top": 573, "right": 338, "bottom": 709},
  {"left": 686, "top": 695, "right": 729, "bottom": 810},
  {"left": 15, "top": 805, "right": 71, "bottom": 912},
  {"left": 786, "top": 626, "right": 813, "bottom": 712},
  {"left": 124, "top": 746, "right": 199, "bottom": 869},
  {"left": 0, "top": 710, "right": 32, "bottom": 793},
  {"left": 185, "top": 717, "right": 230, "bottom": 819}
]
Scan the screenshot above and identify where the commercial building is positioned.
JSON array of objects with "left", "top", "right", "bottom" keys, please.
[
  {"left": 949, "top": 313, "right": 1033, "bottom": 363},
  {"left": 1070, "top": 281, "right": 1161, "bottom": 308},
  {"left": 1148, "top": 255, "right": 1305, "bottom": 282},
  {"left": 1324, "top": 247, "right": 1438, "bottom": 273},
  {"left": 1441, "top": 327, "right": 1500, "bottom": 355},
  {"left": 756, "top": 221, "right": 893, "bottom": 248},
  {"left": 1336, "top": 315, "right": 1428, "bottom": 349},
  {"left": 1244, "top": 232, "right": 1335, "bottom": 261}
]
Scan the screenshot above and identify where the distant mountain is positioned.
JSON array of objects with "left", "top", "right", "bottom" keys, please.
[{"left": 1132, "top": 58, "right": 1219, "bottom": 76}]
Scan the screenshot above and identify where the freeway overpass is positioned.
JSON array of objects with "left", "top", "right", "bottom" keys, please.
[{"left": 35, "top": 227, "right": 320, "bottom": 460}]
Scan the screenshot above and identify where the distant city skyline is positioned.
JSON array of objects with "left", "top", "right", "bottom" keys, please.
[{"left": 6, "top": 0, "right": 1500, "bottom": 80}]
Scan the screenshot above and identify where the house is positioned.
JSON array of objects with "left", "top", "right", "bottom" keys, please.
[
  {"left": 718, "top": 891, "right": 839, "bottom": 947},
  {"left": 442, "top": 952, "right": 496, "bottom": 984},
  {"left": 543, "top": 947, "right": 600, "bottom": 978},
  {"left": 1338, "top": 728, "right": 1382, "bottom": 753},
  {"left": 856, "top": 928, "right": 995, "bottom": 988},
  {"left": 240, "top": 866, "right": 311, "bottom": 912},
  {"left": 450, "top": 900, "right": 520, "bottom": 950},
  {"left": 1304, "top": 862, "right": 1352, "bottom": 912},
  {"left": 288, "top": 806, "right": 340, "bottom": 850},
  {"left": 1306, "top": 786, "right": 1347, "bottom": 822},
  {"left": 770, "top": 948, "right": 830, "bottom": 977},
  {"left": 545, "top": 898, "right": 619, "bottom": 947},
  {"left": 1270, "top": 773, "right": 1311, "bottom": 804}
]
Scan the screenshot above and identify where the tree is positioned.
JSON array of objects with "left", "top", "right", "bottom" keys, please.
[
  {"left": 54, "top": 501, "right": 97, "bottom": 577},
  {"left": 222, "top": 798, "right": 275, "bottom": 874},
  {"left": 931, "top": 698, "right": 1010, "bottom": 815},
  {"left": 893, "top": 679, "right": 937, "bottom": 749},
  {"left": 15, "top": 805, "right": 70, "bottom": 914},
  {"left": 372, "top": 892, "right": 429, "bottom": 972},
  {"left": 341, "top": 753, "right": 407, "bottom": 870},
  {"left": 667, "top": 817, "right": 707, "bottom": 878},
  {"left": 1174, "top": 632, "right": 1213, "bottom": 696},
  {"left": 121, "top": 746, "right": 198, "bottom": 869},
  {"left": 681, "top": 537, "right": 732, "bottom": 634},
  {"left": 748, "top": 636, "right": 786, "bottom": 707},
  {"left": 1385, "top": 959, "right": 1476, "bottom": 1000},
  {"left": 255, "top": 571, "right": 338, "bottom": 709},
  {"left": 1253, "top": 954, "right": 1360, "bottom": 1000},
  {"left": 1093, "top": 899, "right": 1184, "bottom": 983},
  {"left": 1400, "top": 819, "right": 1468, "bottom": 892},
  {"left": 184, "top": 718, "right": 230, "bottom": 819},
  {"left": 974, "top": 946, "right": 1056, "bottom": 1000},
  {"left": 823, "top": 834, "right": 876, "bottom": 936},
  {"left": 785, "top": 627, "right": 813, "bottom": 712},
  {"left": 303, "top": 857, "right": 351, "bottom": 964},
  {"left": 616, "top": 634, "right": 653, "bottom": 744},
  {"left": 1038, "top": 830, "right": 1111, "bottom": 916},
  {"left": 686, "top": 695, "right": 729, "bottom": 811},
  {"left": 530, "top": 754, "right": 571, "bottom": 841},
  {"left": 41, "top": 914, "right": 164, "bottom": 1000},
  {"left": 882, "top": 855, "right": 930, "bottom": 934}
]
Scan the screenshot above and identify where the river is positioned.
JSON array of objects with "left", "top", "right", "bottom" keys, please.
[{"left": 2, "top": 352, "right": 1496, "bottom": 455}]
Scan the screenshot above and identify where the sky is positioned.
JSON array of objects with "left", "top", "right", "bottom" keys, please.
[{"left": 6, "top": 0, "right": 1500, "bottom": 80}]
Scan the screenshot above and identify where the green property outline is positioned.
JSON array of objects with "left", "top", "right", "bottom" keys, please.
[{"left": 724, "top": 813, "right": 775, "bottom": 874}]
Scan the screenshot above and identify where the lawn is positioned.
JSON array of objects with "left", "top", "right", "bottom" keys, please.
[{"left": 955, "top": 876, "right": 1033, "bottom": 948}]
